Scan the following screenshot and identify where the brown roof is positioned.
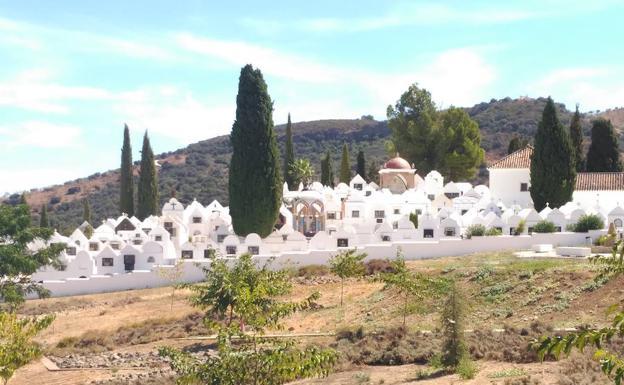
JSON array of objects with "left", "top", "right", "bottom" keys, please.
[
  {"left": 576, "top": 172, "right": 624, "bottom": 191},
  {"left": 489, "top": 145, "right": 533, "bottom": 169}
]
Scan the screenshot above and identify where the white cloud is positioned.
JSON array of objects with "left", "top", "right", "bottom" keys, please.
[{"left": 0, "top": 121, "right": 83, "bottom": 148}]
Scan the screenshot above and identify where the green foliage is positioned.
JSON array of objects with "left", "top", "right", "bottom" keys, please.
[
  {"left": 0, "top": 312, "right": 54, "bottom": 384},
  {"left": 83, "top": 223, "right": 93, "bottom": 239},
  {"left": 586, "top": 118, "right": 622, "bottom": 172},
  {"left": 485, "top": 227, "right": 502, "bottom": 236},
  {"left": 329, "top": 250, "right": 366, "bottom": 306},
  {"left": 283, "top": 113, "right": 295, "bottom": 189},
  {"left": 0, "top": 203, "right": 64, "bottom": 310},
  {"left": 229, "top": 64, "right": 282, "bottom": 237},
  {"left": 289, "top": 158, "right": 315, "bottom": 190},
  {"left": 39, "top": 204, "right": 49, "bottom": 228},
  {"left": 465, "top": 224, "right": 486, "bottom": 237},
  {"left": 440, "top": 282, "right": 466, "bottom": 368},
  {"left": 534, "top": 242, "right": 624, "bottom": 385},
  {"left": 570, "top": 214, "right": 604, "bottom": 232},
  {"left": 533, "top": 220, "right": 556, "bottom": 233},
  {"left": 356, "top": 149, "right": 366, "bottom": 180},
  {"left": 119, "top": 124, "right": 134, "bottom": 216},
  {"left": 367, "top": 161, "right": 378, "bottom": 184},
  {"left": 438, "top": 107, "right": 485, "bottom": 181},
  {"left": 530, "top": 97, "right": 576, "bottom": 211},
  {"left": 570, "top": 105, "right": 585, "bottom": 171},
  {"left": 507, "top": 136, "right": 529, "bottom": 155},
  {"left": 340, "top": 143, "right": 351, "bottom": 183},
  {"left": 160, "top": 253, "right": 336, "bottom": 385},
  {"left": 409, "top": 211, "right": 418, "bottom": 229},
  {"left": 320, "top": 150, "right": 334, "bottom": 187},
  {"left": 515, "top": 219, "right": 526, "bottom": 235},
  {"left": 456, "top": 356, "right": 478, "bottom": 380},
  {"left": 82, "top": 198, "right": 91, "bottom": 223},
  {"left": 137, "top": 131, "right": 160, "bottom": 220}
]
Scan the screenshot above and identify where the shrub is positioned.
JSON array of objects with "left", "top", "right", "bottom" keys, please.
[
  {"left": 570, "top": 214, "right": 604, "bottom": 232},
  {"left": 364, "top": 259, "right": 395, "bottom": 275},
  {"left": 485, "top": 227, "right": 502, "bottom": 236},
  {"left": 465, "top": 224, "right": 486, "bottom": 238},
  {"left": 515, "top": 219, "right": 526, "bottom": 235},
  {"left": 297, "top": 264, "right": 330, "bottom": 278},
  {"left": 532, "top": 220, "right": 556, "bottom": 233},
  {"left": 456, "top": 356, "right": 478, "bottom": 379}
]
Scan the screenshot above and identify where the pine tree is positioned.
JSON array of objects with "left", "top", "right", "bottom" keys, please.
[
  {"left": 283, "top": 113, "right": 295, "bottom": 190},
  {"left": 438, "top": 107, "right": 484, "bottom": 181},
  {"left": 586, "top": 118, "right": 622, "bottom": 172},
  {"left": 320, "top": 150, "right": 333, "bottom": 187},
  {"left": 356, "top": 149, "right": 366, "bottom": 180},
  {"left": 229, "top": 65, "right": 282, "bottom": 237},
  {"left": 137, "top": 131, "right": 159, "bottom": 220},
  {"left": 570, "top": 105, "right": 584, "bottom": 171},
  {"left": 82, "top": 198, "right": 91, "bottom": 223},
  {"left": 441, "top": 282, "right": 467, "bottom": 368},
  {"left": 530, "top": 97, "right": 576, "bottom": 211},
  {"left": 39, "top": 204, "right": 49, "bottom": 228},
  {"left": 507, "top": 136, "right": 528, "bottom": 154},
  {"left": 119, "top": 124, "right": 134, "bottom": 216},
  {"left": 339, "top": 143, "right": 351, "bottom": 184}
]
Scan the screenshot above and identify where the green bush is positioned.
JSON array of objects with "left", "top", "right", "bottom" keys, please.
[
  {"left": 485, "top": 227, "right": 502, "bottom": 236},
  {"left": 570, "top": 214, "right": 604, "bottom": 232},
  {"left": 456, "top": 356, "right": 478, "bottom": 379},
  {"left": 514, "top": 219, "right": 526, "bottom": 235},
  {"left": 465, "top": 224, "right": 486, "bottom": 238},
  {"left": 532, "top": 220, "right": 556, "bottom": 233}
]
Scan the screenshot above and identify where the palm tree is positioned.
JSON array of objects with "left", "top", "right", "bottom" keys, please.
[{"left": 290, "top": 159, "right": 315, "bottom": 190}]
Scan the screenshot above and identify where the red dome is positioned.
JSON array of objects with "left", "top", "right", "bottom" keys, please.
[{"left": 383, "top": 155, "right": 412, "bottom": 169}]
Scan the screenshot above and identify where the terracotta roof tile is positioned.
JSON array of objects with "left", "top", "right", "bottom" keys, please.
[
  {"left": 576, "top": 172, "right": 624, "bottom": 191},
  {"left": 489, "top": 145, "right": 533, "bottom": 169}
]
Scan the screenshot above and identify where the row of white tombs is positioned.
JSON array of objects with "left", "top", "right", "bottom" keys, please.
[{"left": 33, "top": 177, "right": 624, "bottom": 281}]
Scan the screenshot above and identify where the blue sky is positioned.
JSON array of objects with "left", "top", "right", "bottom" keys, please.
[{"left": 1, "top": 0, "right": 624, "bottom": 194}]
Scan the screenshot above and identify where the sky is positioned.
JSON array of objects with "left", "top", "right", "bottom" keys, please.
[{"left": 1, "top": 0, "right": 624, "bottom": 194}]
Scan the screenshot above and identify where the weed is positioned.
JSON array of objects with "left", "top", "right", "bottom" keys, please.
[
  {"left": 456, "top": 356, "right": 478, "bottom": 379},
  {"left": 353, "top": 371, "right": 370, "bottom": 384},
  {"left": 488, "top": 367, "right": 527, "bottom": 378}
]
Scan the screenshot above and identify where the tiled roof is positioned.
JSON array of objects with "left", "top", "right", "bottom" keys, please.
[
  {"left": 576, "top": 172, "right": 624, "bottom": 191},
  {"left": 489, "top": 145, "right": 533, "bottom": 169}
]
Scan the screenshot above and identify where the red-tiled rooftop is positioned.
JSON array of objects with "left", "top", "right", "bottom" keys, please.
[
  {"left": 576, "top": 172, "right": 624, "bottom": 191},
  {"left": 489, "top": 145, "right": 533, "bottom": 169}
]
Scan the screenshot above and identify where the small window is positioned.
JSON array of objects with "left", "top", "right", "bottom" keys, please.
[
  {"left": 248, "top": 246, "right": 259, "bottom": 255},
  {"left": 217, "top": 234, "right": 227, "bottom": 243},
  {"left": 423, "top": 229, "right": 434, "bottom": 238},
  {"left": 164, "top": 222, "right": 173, "bottom": 228},
  {"left": 381, "top": 235, "right": 391, "bottom": 242},
  {"left": 193, "top": 216, "right": 202, "bottom": 224},
  {"left": 181, "top": 250, "right": 193, "bottom": 259},
  {"left": 555, "top": 226, "right": 562, "bottom": 232},
  {"left": 226, "top": 246, "right": 237, "bottom": 255},
  {"left": 354, "top": 183, "right": 363, "bottom": 190},
  {"left": 204, "top": 249, "right": 215, "bottom": 259},
  {"left": 155, "top": 235, "right": 162, "bottom": 242},
  {"left": 132, "top": 239, "right": 142, "bottom": 245},
  {"left": 509, "top": 227, "right": 516, "bottom": 235},
  {"left": 520, "top": 183, "right": 528, "bottom": 192},
  {"left": 102, "top": 258, "right": 114, "bottom": 267},
  {"left": 365, "top": 191, "right": 372, "bottom": 196},
  {"left": 327, "top": 212, "right": 336, "bottom": 220},
  {"left": 110, "top": 243, "right": 120, "bottom": 250},
  {"left": 393, "top": 209, "right": 400, "bottom": 215},
  {"left": 147, "top": 256, "right": 155, "bottom": 263},
  {"left": 528, "top": 227, "right": 534, "bottom": 234},
  {"left": 89, "top": 242, "right": 99, "bottom": 251},
  {"left": 461, "top": 210, "right": 468, "bottom": 215},
  {"left": 351, "top": 210, "right": 360, "bottom": 218},
  {"left": 444, "top": 227, "right": 456, "bottom": 237},
  {"left": 374, "top": 210, "right": 385, "bottom": 219},
  {"left": 427, "top": 194, "right": 435, "bottom": 200},
  {"left": 393, "top": 222, "right": 398, "bottom": 229},
  {"left": 614, "top": 219, "right": 623, "bottom": 228},
  {"left": 337, "top": 238, "right": 349, "bottom": 247},
  {"left": 376, "top": 218, "right": 383, "bottom": 223},
  {"left": 66, "top": 247, "right": 76, "bottom": 256}
]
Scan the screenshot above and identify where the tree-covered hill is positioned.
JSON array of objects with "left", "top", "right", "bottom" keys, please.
[{"left": 6, "top": 97, "right": 622, "bottom": 233}]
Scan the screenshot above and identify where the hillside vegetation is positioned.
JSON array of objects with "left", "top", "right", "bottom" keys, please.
[{"left": 6, "top": 97, "right": 624, "bottom": 232}]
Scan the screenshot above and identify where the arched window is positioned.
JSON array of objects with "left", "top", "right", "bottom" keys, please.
[
  {"left": 615, "top": 218, "right": 623, "bottom": 228},
  {"left": 147, "top": 256, "right": 155, "bottom": 263}
]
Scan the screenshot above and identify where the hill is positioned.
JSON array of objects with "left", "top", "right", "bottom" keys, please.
[{"left": 6, "top": 97, "right": 623, "bottom": 233}]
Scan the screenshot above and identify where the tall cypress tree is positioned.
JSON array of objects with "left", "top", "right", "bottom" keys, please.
[
  {"left": 570, "top": 104, "right": 584, "bottom": 171},
  {"left": 137, "top": 131, "right": 159, "bottom": 220},
  {"left": 530, "top": 97, "right": 576, "bottom": 211},
  {"left": 586, "top": 118, "right": 622, "bottom": 172},
  {"left": 283, "top": 113, "right": 295, "bottom": 190},
  {"left": 83, "top": 198, "right": 91, "bottom": 223},
  {"left": 339, "top": 143, "right": 351, "bottom": 184},
  {"left": 119, "top": 124, "right": 134, "bottom": 216},
  {"left": 321, "top": 150, "right": 334, "bottom": 187},
  {"left": 356, "top": 149, "right": 366, "bottom": 180},
  {"left": 229, "top": 65, "right": 282, "bottom": 238},
  {"left": 39, "top": 204, "right": 49, "bottom": 228}
]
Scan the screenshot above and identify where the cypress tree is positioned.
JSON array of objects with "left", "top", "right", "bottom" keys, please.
[
  {"left": 321, "top": 150, "right": 334, "bottom": 187},
  {"left": 229, "top": 65, "right": 282, "bottom": 237},
  {"left": 367, "top": 161, "right": 378, "bottom": 184},
  {"left": 283, "top": 113, "right": 295, "bottom": 190},
  {"left": 137, "top": 131, "right": 159, "bottom": 220},
  {"left": 39, "top": 204, "right": 49, "bottom": 228},
  {"left": 19, "top": 193, "right": 27, "bottom": 205},
  {"left": 83, "top": 198, "right": 91, "bottom": 223},
  {"left": 339, "top": 143, "right": 351, "bottom": 184},
  {"left": 570, "top": 105, "right": 584, "bottom": 171},
  {"left": 356, "top": 149, "right": 366, "bottom": 180},
  {"left": 119, "top": 124, "right": 134, "bottom": 216},
  {"left": 586, "top": 118, "right": 622, "bottom": 172},
  {"left": 530, "top": 97, "right": 576, "bottom": 211}
]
